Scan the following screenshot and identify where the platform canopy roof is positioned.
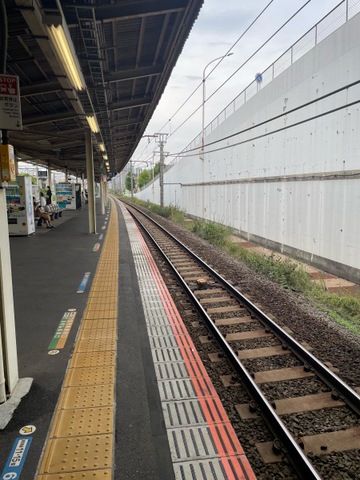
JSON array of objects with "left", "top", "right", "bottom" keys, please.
[{"left": 3, "top": 0, "right": 203, "bottom": 179}]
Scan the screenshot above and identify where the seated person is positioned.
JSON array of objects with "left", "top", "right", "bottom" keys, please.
[{"left": 33, "top": 197, "right": 54, "bottom": 229}]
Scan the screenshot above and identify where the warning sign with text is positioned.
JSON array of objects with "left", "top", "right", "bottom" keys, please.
[{"left": 0, "top": 75, "right": 22, "bottom": 130}]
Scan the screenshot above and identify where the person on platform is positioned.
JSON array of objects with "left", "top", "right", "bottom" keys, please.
[
  {"left": 33, "top": 196, "right": 54, "bottom": 229},
  {"left": 46, "top": 186, "right": 52, "bottom": 205},
  {"left": 40, "top": 191, "right": 47, "bottom": 209}
]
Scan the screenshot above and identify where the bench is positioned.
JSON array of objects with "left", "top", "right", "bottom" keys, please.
[
  {"left": 35, "top": 204, "right": 64, "bottom": 226},
  {"left": 47, "top": 204, "right": 64, "bottom": 220}
]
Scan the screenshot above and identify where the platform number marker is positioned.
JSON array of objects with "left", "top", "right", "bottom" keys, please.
[
  {"left": 48, "top": 310, "right": 77, "bottom": 350},
  {"left": 77, "top": 272, "right": 91, "bottom": 293},
  {"left": 1, "top": 437, "right": 32, "bottom": 479}
]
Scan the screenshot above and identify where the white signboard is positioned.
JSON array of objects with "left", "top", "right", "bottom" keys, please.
[{"left": 0, "top": 75, "right": 22, "bottom": 130}]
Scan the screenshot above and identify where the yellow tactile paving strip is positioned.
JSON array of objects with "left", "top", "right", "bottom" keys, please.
[{"left": 37, "top": 199, "right": 118, "bottom": 480}]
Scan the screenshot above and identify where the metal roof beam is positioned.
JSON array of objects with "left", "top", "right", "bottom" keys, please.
[
  {"left": 21, "top": 128, "right": 86, "bottom": 139},
  {"left": 111, "top": 117, "right": 144, "bottom": 127},
  {"left": 108, "top": 97, "right": 151, "bottom": 112},
  {"left": 23, "top": 111, "right": 80, "bottom": 126},
  {"left": 66, "top": 0, "right": 187, "bottom": 24},
  {"left": 105, "top": 65, "right": 162, "bottom": 83},
  {"left": 20, "top": 81, "right": 64, "bottom": 97}
]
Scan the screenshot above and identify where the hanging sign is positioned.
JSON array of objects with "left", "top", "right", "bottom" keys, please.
[{"left": 0, "top": 75, "right": 22, "bottom": 130}]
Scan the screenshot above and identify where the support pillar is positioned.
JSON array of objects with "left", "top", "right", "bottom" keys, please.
[
  {"left": 0, "top": 189, "right": 19, "bottom": 402},
  {"left": 100, "top": 177, "right": 105, "bottom": 215},
  {"left": 85, "top": 130, "right": 96, "bottom": 234}
]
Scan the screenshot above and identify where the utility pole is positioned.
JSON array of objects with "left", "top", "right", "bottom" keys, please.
[
  {"left": 130, "top": 161, "right": 133, "bottom": 198},
  {"left": 155, "top": 133, "right": 168, "bottom": 207},
  {"left": 152, "top": 152, "right": 155, "bottom": 194}
]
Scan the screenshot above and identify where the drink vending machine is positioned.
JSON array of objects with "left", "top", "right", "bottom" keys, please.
[
  {"left": 6, "top": 175, "right": 35, "bottom": 236},
  {"left": 55, "top": 183, "right": 81, "bottom": 210}
]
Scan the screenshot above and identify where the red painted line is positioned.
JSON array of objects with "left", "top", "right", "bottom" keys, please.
[{"left": 133, "top": 225, "right": 256, "bottom": 480}]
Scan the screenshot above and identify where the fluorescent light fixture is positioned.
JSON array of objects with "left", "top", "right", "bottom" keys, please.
[
  {"left": 103, "top": 154, "right": 108, "bottom": 160},
  {"left": 86, "top": 115, "right": 100, "bottom": 133},
  {"left": 99, "top": 143, "right": 105, "bottom": 152},
  {"left": 46, "top": 24, "right": 85, "bottom": 91}
]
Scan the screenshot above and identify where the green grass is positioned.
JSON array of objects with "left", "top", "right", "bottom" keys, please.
[
  {"left": 119, "top": 196, "right": 360, "bottom": 336},
  {"left": 311, "top": 288, "right": 360, "bottom": 335},
  {"left": 226, "top": 244, "right": 313, "bottom": 292},
  {"left": 190, "top": 220, "right": 231, "bottom": 247},
  {"left": 227, "top": 243, "right": 360, "bottom": 336},
  {"left": 119, "top": 195, "right": 186, "bottom": 225}
]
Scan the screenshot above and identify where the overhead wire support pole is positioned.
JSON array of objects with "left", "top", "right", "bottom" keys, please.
[
  {"left": 155, "top": 133, "right": 168, "bottom": 208},
  {"left": 130, "top": 161, "right": 134, "bottom": 198},
  {"left": 200, "top": 54, "right": 233, "bottom": 219},
  {"left": 200, "top": 53, "right": 233, "bottom": 161}
]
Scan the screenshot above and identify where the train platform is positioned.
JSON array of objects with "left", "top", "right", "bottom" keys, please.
[{"left": 0, "top": 197, "right": 256, "bottom": 480}]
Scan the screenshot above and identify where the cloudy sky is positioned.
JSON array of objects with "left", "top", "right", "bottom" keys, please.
[{"left": 132, "top": 0, "right": 344, "bottom": 168}]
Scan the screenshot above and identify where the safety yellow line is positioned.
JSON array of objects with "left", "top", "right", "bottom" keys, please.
[{"left": 36, "top": 199, "right": 118, "bottom": 480}]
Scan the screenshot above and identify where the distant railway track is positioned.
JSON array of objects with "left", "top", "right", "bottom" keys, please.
[{"left": 120, "top": 199, "right": 360, "bottom": 480}]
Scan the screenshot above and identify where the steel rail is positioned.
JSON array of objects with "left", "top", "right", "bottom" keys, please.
[
  {"left": 122, "top": 200, "right": 322, "bottom": 480},
  {"left": 122, "top": 201, "right": 360, "bottom": 417}
]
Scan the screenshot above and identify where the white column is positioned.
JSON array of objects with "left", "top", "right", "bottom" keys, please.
[
  {"left": 0, "top": 189, "right": 19, "bottom": 401},
  {"left": 85, "top": 130, "right": 96, "bottom": 234},
  {"left": 100, "top": 178, "right": 105, "bottom": 215}
]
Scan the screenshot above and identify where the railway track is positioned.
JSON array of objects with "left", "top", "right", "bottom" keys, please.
[{"left": 120, "top": 199, "right": 360, "bottom": 480}]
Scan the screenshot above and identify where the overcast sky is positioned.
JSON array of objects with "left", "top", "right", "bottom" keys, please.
[{"left": 131, "top": 0, "right": 344, "bottom": 168}]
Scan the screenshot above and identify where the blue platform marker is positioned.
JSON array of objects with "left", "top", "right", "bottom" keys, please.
[
  {"left": 77, "top": 272, "right": 91, "bottom": 293},
  {"left": 1, "top": 437, "right": 32, "bottom": 479}
]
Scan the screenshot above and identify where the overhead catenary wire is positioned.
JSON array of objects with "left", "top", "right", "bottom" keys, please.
[
  {"left": 169, "top": 79, "right": 360, "bottom": 157},
  {"left": 134, "top": 0, "right": 312, "bottom": 167},
  {"left": 158, "top": 0, "right": 275, "bottom": 136},
  {"left": 170, "top": 97, "right": 360, "bottom": 158},
  {"left": 134, "top": 0, "right": 276, "bottom": 160},
  {"left": 169, "top": 0, "right": 312, "bottom": 141}
]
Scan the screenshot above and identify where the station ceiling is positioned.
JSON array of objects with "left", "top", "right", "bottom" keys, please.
[{"left": 3, "top": 0, "right": 204, "bottom": 179}]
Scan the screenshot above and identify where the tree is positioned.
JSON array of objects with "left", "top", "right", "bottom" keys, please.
[
  {"left": 138, "top": 169, "right": 151, "bottom": 189},
  {"left": 153, "top": 162, "right": 160, "bottom": 177},
  {"left": 125, "top": 171, "right": 135, "bottom": 191},
  {"left": 18, "top": 172, "right": 37, "bottom": 185}
]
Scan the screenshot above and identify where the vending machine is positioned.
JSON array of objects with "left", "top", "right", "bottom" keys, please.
[
  {"left": 55, "top": 183, "right": 77, "bottom": 210},
  {"left": 6, "top": 175, "right": 35, "bottom": 236}
]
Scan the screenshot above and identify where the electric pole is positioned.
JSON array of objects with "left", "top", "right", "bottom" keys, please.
[{"left": 155, "top": 133, "right": 168, "bottom": 207}]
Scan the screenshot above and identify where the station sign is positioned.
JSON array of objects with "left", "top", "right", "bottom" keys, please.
[{"left": 0, "top": 75, "right": 22, "bottom": 130}]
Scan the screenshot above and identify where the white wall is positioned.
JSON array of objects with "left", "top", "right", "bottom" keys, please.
[{"left": 137, "top": 13, "right": 360, "bottom": 282}]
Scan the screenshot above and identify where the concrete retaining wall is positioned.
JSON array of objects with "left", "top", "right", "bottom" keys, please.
[{"left": 136, "top": 12, "right": 360, "bottom": 283}]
